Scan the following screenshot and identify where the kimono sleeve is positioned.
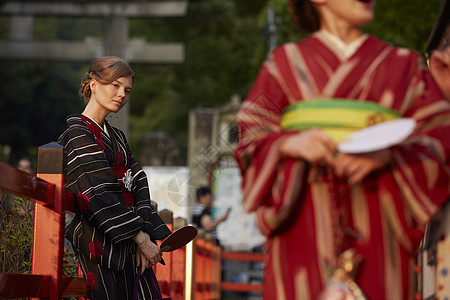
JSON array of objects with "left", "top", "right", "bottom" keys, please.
[
  {"left": 234, "top": 56, "right": 309, "bottom": 236},
  {"left": 58, "top": 125, "right": 144, "bottom": 244},
  {"left": 121, "top": 131, "right": 171, "bottom": 240}
]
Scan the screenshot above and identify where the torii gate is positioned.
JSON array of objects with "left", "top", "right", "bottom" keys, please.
[{"left": 0, "top": 1, "right": 188, "bottom": 136}]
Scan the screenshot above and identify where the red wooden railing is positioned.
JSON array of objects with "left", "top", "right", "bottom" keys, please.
[
  {"left": 188, "top": 233, "right": 264, "bottom": 300},
  {"left": 0, "top": 142, "right": 88, "bottom": 299},
  {"left": 220, "top": 251, "right": 264, "bottom": 293},
  {"left": 0, "top": 142, "right": 266, "bottom": 299}
]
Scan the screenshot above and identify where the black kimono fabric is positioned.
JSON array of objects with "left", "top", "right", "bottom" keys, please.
[{"left": 58, "top": 114, "right": 171, "bottom": 299}]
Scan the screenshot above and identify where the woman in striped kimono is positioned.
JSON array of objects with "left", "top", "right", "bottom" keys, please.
[
  {"left": 234, "top": 0, "right": 450, "bottom": 299},
  {"left": 58, "top": 56, "right": 171, "bottom": 299}
]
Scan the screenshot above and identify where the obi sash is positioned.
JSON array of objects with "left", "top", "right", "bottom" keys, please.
[
  {"left": 280, "top": 99, "right": 401, "bottom": 143},
  {"left": 111, "top": 166, "right": 134, "bottom": 207}
]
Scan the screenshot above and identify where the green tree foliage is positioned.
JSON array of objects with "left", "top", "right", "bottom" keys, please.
[
  {"left": 364, "top": 0, "right": 442, "bottom": 54},
  {"left": 128, "top": 0, "right": 443, "bottom": 161},
  {"left": 0, "top": 60, "right": 84, "bottom": 163},
  {"left": 0, "top": 194, "right": 34, "bottom": 274},
  {"left": 128, "top": 0, "right": 269, "bottom": 159},
  {"left": 0, "top": 192, "right": 77, "bottom": 282},
  {"left": 0, "top": 0, "right": 445, "bottom": 164},
  {"left": 0, "top": 16, "right": 99, "bottom": 164},
  {"left": 269, "top": 0, "right": 442, "bottom": 53}
]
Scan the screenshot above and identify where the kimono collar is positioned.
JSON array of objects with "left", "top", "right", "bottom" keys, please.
[
  {"left": 81, "top": 114, "right": 110, "bottom": 136},
  {"left": 318, "top": 30, "right": 368, "bottom": 59},
  {"left": 81, "top": 114, "right": 103, "bottom": 128}
]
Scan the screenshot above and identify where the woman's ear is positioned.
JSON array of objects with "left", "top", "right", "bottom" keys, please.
[{"left": 89, "top": 79, "right": 96, "bottom": 94}]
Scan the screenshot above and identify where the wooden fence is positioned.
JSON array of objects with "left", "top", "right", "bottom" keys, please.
[{"left": 0, "top": 142, "right": 264, "bottom": 299}]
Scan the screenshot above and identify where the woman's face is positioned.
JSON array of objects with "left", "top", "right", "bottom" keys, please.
[
  {"left": 316, "top": 0, "right": 376, "bottom": 30},
  {"left": 90, "top": 76, "right": 133, "bottom": 114}
]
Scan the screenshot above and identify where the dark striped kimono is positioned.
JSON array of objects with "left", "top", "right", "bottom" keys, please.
[{"left": 58, "top": 114, "right": 171, "bottom": 299}]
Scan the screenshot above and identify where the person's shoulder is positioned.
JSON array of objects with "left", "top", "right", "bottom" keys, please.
[
  {"left": 192, "top": 203, "right": 207, "bottom": 215},
  {"left": 65, "top": 114, "right": 87, "bottom": 128},
  {"left": 65, "top": 115, "right": 90, "bottom": 132},
  {"left": 269, "top": 35, "right": 317, "bottom": 59},
  {"left": 57, "top": 114, "right": 89, "bottom": 144},
  {"left": 271, "top": 39, "right": 305, "bottom": 53},
  {"left": 367, "top": 35, "right": 420, "bottom": 59}
]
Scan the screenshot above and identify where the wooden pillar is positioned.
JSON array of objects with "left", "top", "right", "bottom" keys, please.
[
  {"left": 104, "top": 15, "right": 130, "bottom": 136},
  {"left": 32, "top": 142, "right": 66, "bottom": 300}
]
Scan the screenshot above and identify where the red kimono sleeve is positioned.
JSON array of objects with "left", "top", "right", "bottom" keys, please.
[{"left": 234, "top": 59, "right": 310, "bottom": 236}]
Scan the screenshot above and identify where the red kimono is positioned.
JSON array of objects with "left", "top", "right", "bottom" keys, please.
[{"left": 235, "top": 32, "right": 450, "bottom": 300}]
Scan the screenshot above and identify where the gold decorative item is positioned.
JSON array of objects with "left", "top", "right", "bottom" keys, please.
[{"left": 318, "top": 249, "right": 367, "bottom": 300}]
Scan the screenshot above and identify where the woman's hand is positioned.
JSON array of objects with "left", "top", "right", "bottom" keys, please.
[
  {"left": 429, "top": 47, "right": 450, "bottom": 100},
  {"left": 333, "top": 148, "right": 393, "bottom": 184},
  {"left": 136, "top": 248, "right": 150, "bottom": 275},
  {"left": 280, "top": 128, "right": 337, "bottom": 166},
  {"left": 133, "top": 231, "right": 162, "bottom": 267}
]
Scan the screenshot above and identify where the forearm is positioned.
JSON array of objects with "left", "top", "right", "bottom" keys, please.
[
  {"left": 208, "top": 218, "right": 223, "bottom": 231},
  {"left": 133, "top": 230, "right": 149, "bottom": 246},
  {"left": 203, "top": 214, "right": 228, "bottom": 231}
]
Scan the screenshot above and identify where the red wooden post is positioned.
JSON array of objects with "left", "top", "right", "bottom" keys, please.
[
  {"left": 195, "top": 236, "right": 207, "bottom": 300},
  {"left": 171, "top": 217, "right": 187, "bottom": 300},
  {"left": 155, "top": 210, "right": 173, "bottom": 297},
  {"left": 212, "top": 243, "right": 222, "bottom": 299},
  {"left": 204, "top": 235, "right": 213, "bottom": 299},
  {"left": 32, "top": 142, "right": 66, "bottom": 300}
]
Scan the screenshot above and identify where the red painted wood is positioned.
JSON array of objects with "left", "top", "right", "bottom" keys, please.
[
  {"left": 221, "top": 251, "right": 265, "bottom": 262},
  {"left": 32, "top": 173, "right": 66, "bottom": 300},
  {"left": 0, "top": 151, "right": 88, "bottom": 299},
  {"left": 64, "top": 190, "right": 76, "bottom": 213},
  {"left": 0, "top": 161, "right": 49, "bottom": 204},
  {"left": 220, "top": 251, "right": 264, "bottom": 295},
  {"left": 62, "top": 276, "right": 89, "bottom": 297},
  {"left": 212, "top": 243, "right": 222, "bottom": 299},
  {"left": 0, "top": 272, "right": 51, "bottom": 298},
  {"left": 221, "top": 281, "right": 264, "bottom": 292},
  {"left": 170, "top": 244, "right": 187, "bottom": 300},
  {"left": 155, "top": 216, "right": 173, "bottom": 298}
]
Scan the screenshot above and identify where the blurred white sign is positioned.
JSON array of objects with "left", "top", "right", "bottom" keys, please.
[
  {"left": 143, "top": 166, "right": 192, "bottom": 220},
  {"left": 212, "top": 166, "right": 265, "bottom": 251}
]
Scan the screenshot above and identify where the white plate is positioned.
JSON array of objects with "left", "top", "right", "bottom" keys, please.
[{"left": 337, "top": 118, "right": 416, "bottom": 154}]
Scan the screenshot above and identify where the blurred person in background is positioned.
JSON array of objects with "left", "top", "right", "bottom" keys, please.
[
  {"left": 17, "top": 157, "right": 34, "bottom": 175},
  {"left": 191, "top": 186, "right": 230, "bottom": 247}
]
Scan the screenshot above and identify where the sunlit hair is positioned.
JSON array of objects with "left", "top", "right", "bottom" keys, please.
[
  {"left": 288, "top": 0, "right": 321, "bottom": 33},
  {"left": 80, "top": 56, "right": 135, "bottom": 103}
]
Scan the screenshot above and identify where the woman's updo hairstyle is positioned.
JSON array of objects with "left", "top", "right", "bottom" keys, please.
[
  {"left": 288, "top": 0, "right": 321, "bottom": 33},
  {"left": 80, "top": 56, "right": 135, "bottom": 103}
]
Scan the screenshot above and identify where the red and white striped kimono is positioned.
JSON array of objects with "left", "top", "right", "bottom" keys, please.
[{"left": 234, "top": 32, "right": 450, "bottom": 300}]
